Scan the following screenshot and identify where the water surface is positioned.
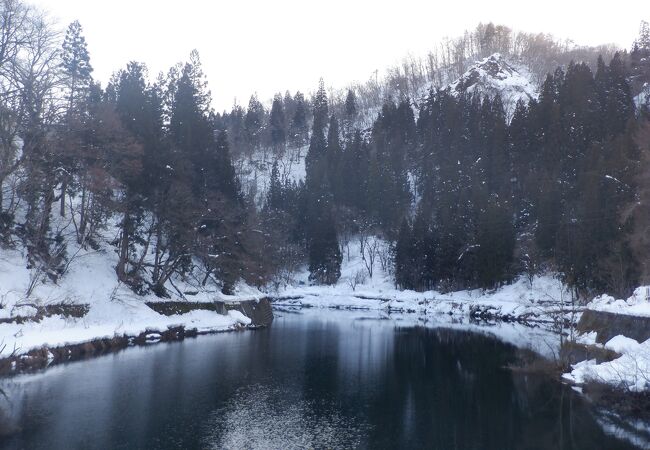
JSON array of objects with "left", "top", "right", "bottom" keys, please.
[{"left": 0, "top": 309, "right": 642, "bottom": 449}]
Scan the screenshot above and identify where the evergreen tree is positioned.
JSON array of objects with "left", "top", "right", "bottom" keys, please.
[
  {"left": 340, "top": 130, "right": 369, "bottom": 211},
  {"left": 475, "top": 198, "right": 515, "bottom": 289},
  {"left": 266, "top": 160, "right": 283, "bottom": 210},
  {"left": 326, "top": 115, "right": 342, "bottom": 200},
  {"left": 269, "top": 93, "right": 286, "bottom": 153},
  {"left": 244, "top": 94, "right": 265, "bottom": 153},
  {"left": 307, "top": 202, "right": 341, "bottom": 285},
  {"left": 58, "top": 20, "right": 93, "bottom": 217},
  {"left": 394, "top": 218, "right": 413, "bottom": 289},
  {"left": 61, "top": 21, "right": 93, "bottom": 113},
  {"left": 312, "top": 78, "right": 329, "bottom": 133},
  {"left": 603, "top": 53, "right": 634, "bottom": 136},
  {"left": 343, "top": 89, "right": 358, "bottom": 138},
  {"left": 289, "top": 91, "right": 309, "bottom": 148}
]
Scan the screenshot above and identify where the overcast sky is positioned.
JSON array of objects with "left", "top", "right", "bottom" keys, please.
[{"left": 30, "top": 0, "right": 649, "bottom": 111}]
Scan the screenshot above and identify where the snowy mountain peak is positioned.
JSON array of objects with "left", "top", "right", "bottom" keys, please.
[{"left": 446, "top": 53, "right": 538, "bottom": 117}]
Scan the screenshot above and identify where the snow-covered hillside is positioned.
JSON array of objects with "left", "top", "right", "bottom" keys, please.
[
  {"left": 235, "top": 146, "right": 307, "bottom": 205},
  {"left": 0, "top": 209, "right": 263, "bottom": 361},
  {"left": 446, "top": 53, "right": 538, "bottom": 118}
]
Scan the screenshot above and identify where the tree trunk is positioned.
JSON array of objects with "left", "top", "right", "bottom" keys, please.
[
  {"left": 116, "top": 213, "right": 130, "bottom": 281},
  {"left": 59, "top": 178, "right": 66, "bottom": 217},
  {"left": 78, "top": 184, "right": 87, "bottom": 244}
]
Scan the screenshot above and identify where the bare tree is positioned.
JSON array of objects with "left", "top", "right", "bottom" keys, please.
[
  {"left": 358, "top": 227, "right": 380, "bottom": 279},
  {"left": 347, "top": 269, "right": 367, "bottom": 292}
]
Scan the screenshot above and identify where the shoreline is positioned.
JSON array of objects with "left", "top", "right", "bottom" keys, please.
[
  {"left": 0, "top": 322, "right": 254, "bottom": 377},
  {"left": 0, "top": 290, "right": 564, "bottom": 378},
  {"left": 0, "top": 298, "right": 274, "bottom": 377}
]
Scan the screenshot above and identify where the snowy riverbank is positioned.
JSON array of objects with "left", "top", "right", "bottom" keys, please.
[
  {"left": 273, "top": 274, "right": 577, "bottom": 326},
  {"left": 0, "top": 244, "right": 260, "bottom": 366},
  {"left": 2, "top": 224, "right": 649, "bottom": 398},
  {"left": 564, "top": 287, "right": 650, "bottom": 392},
  {"left": 0, "top": 229, "right": 574, "bottom": 372}
]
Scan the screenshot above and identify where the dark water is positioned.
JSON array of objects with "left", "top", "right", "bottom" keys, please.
[{"left": 0, "top": 310, "right": 642, "bottom": 449}]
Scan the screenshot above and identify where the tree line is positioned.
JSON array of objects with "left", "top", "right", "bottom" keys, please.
[
  {"left": 1, "top": 0, "right": 649, "bottom": 300},
  {"left": 0, "top": 2, "right": 267, "bottom": 295},
  {"left": 260, "top": 23, "right": 650, "bottom": 299}
]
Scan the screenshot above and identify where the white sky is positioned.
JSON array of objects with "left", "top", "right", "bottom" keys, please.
[{"left": 31, "top": 0, "right": 649, "bottom": 111}]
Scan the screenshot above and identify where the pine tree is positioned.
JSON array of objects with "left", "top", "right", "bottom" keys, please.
[
  {"left": 604, "top": 53, "right": 634, "bottom": 136},
  {"left": 312, "top": 78, "right": 329, "bottom": 133},
  {"left": 58, "top": 20, "right": 93, "bottom": 217},
  {"left": 289, "top": 91, "right": 309, "bottom": 149},
  {"left": 637, "top": 20, "right": 650, "bottom": 50},
  {"left": 61, "top": 21, "right": 93, "bottom": 113},
  {"left": 325, "top": 115, "right": 342, "bottom": 200},
  {"left": 307, "top": 202, "right": 341, "bottom": 285},
  {"left": 108, "top": 62, "right": 157, "bottom": 285},
  {"left": 508, "top": 99, "right": 534, "bottom": 228},
  {"left": 343, "top": 89, "right": 358, "bottom": 138},
  {"left": 475, "top": 198, "right": 515, "bottom": 289},
  {"left": 244, "top": 94, "right": 265, "bottom": 153},
  {"left": 266, "top": 161, "right": 283, "bottom": 210},
  {"left": 394, "top": 218, "right": 413, "bottom": 289},
  {"left": 213, "top": 130, "right": 239, "bottom": 200},
  {"left": 269, "top": 93, "right": 286, "bottom": 153}
]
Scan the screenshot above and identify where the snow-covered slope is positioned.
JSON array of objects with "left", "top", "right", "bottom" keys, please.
[
  {"left": 446, "top": 53, "right": 538, "bottom": 118},
  {"left": 634, "top": 82, "right": 650, "bottom": 111},
  {"left": 236, "top": 54, "right": 539, "bottom": 206},
  {"left": 0, "top": 211, "right": 263, "bottom": 360},
  {"left": 235, "top": 146, "right": 307, "bottom": 206}
]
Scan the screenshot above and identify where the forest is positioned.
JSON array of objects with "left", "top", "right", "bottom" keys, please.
[{"left": 1, "top": 0, "right": 650, "bottom": 302}]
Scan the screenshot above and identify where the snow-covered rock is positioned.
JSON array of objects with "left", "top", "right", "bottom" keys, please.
[
  {"left": 634, "top": 82, "right": 650, "bottom": 111},
  {"left": 587, "top": 286, "right": 650, "bottom": 317},
  {"left": 564, "top": 337, "right": 650, "bottom": 392},
  {"left": 446, "top": 53, "right": 538, "bottom": 119},
  {"left": 564, "top": 287, "right": 650, "bottom": 392}
]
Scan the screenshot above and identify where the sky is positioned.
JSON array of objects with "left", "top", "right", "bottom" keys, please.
[{"left": 30, "top": 0, "right": 649, "bottom": 111}]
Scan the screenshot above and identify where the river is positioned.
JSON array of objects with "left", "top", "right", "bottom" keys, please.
[{"left": 0, "top": 308, "right": 643, "bottom": 449}]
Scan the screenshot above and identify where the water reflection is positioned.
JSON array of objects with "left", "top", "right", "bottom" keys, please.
[
  {"left": 0, "top": 310, "right": 643, "bottom": 449},
  {"left": 202, "top": 384, "right": 368, "bottom": 450}
]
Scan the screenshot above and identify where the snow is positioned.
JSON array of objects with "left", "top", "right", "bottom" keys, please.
[
  {"left": 274, "top": 235, "right": 574, "bottom": 328},
  {"left": 446, "top": 53, "right": 538, "bottom": 119},
  {"left": 0, "top": 230, "right": 262, "bottom": 359},
  {"left": 560, "top": 287, "right": 650, "bottom": 392},
  {"left": 634, "top": 83, "right": 650, "bottom": 110},
  {"left": 586, "top": 286, "right": 650, "bottom": 317},
  {"left": 234, "top": 146, "right": 307, "bottom": 206},
  {"left": 606, "top": 335, "right": 641, "bottom": 354},
  {"left": 564, "top": 336, "right": 650, "bottom": 392}
]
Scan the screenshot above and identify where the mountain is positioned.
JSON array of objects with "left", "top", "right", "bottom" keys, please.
[{"left": 446, "top": 53, "right": 538, "bottom": 118}]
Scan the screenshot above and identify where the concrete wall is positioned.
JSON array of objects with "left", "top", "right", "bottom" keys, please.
[{"left": 577, "top": 309, "right": 650, "bottom": 344}]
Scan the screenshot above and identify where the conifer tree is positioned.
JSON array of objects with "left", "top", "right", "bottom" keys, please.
[
  {"left": 289, "top": 91, "right": 309, "bottom": 149},
  {"left": 326, "top": 115, "right": 342, "bottom": 200},
  {"left": 244, "top": 94, "right": 264, "bottom": 153},
  {"left": 269, "top": 94, "right": 286, "bottom": 153},
  {"left": 312, "top": 78, "right": 329, "bottom": 133},
  {"left": 343, "top": 89, "right": 358, "bottom": 138},
  {"left": 307, "top": 202, "right": 342, "bottom": 285},
  {"left": 394, "top": 218, "right": 413, "bottom": 289},
  {"left": 58, "top": 20, "right": 93, "bottom": 217}
]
